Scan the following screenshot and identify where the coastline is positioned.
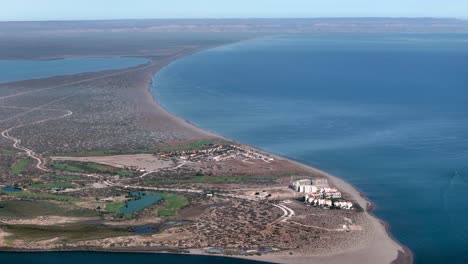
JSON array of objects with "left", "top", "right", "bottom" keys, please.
[
  {"left": 0, "top": 41, "right": 413, "bottom": 264},
  {"left": 141, "top": 46, "right": 413, "bottom": 263}
]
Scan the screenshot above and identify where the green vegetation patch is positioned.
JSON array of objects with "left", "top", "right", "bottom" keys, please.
[
  {"left": 2, "top": 224, "right": 130, "bottom": 242},
  {"left": 11, "top": 158, "right": 33, "bottom": 175},
  {"left": 50, "top": 161, "right": 134, "bottom": 177},
  {"left": 50, "top": 162, "right": 84, "bottom": 173},
  {"left": 146, "top": 174, "right": 288, "bottom": 185},
  {"left": 105, "top": 201, "right": 126, "bottom": 214},
  {"left": 0, "top": 200, "right": 97, "bottom": 218},
  {"left": 0, "top": 189, "right": 79, "bottom": 202},
  {"left": 27, "top": 181, "right": 77, "bottom": 190},
  {"left": 156, "top": 193, "right": 189, "bottom": 217},
  {"left": 53, "top": 175, "right": 81, "bottom": 181}
]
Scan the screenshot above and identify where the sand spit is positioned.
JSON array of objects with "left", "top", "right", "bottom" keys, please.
[{"left": 0, "top": 43, "right": 412, "bottom": 263}]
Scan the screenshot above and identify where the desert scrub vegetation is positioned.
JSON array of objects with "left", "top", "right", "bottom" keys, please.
[
  {"left": 50, "top": 139, "right": 233, "bottom": 157},
  {"left": 0, "top": 200, "right": 98, "bottom": 218},
  {"left": 145, "top": 174, "right": 288, "bottom": 185}
]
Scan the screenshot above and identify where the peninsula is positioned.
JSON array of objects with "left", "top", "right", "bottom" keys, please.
[{"left": 2, "top": 18, "right": 460, "bottom": 264}]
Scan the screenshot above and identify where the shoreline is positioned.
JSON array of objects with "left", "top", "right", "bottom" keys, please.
[
  {"left": 0, "top": 40, "right": 413, "bottom": 263},
  {"left": 284, "top": 158, "right": 414, "bottom": 264},
  {"left": 142, "top": 45, "right": 413, "bottom": 263}
]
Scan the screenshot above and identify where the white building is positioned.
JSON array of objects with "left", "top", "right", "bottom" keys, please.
[
  {"left": 333, "top": 201, "right": 353, "bottom": 210},
  {"left": 312, "top": 178, "right": 328, "bottom": 188},
  {"left": 293, "top": 179, "right": 311, "bottom": 187},
  {"left": 318, "top": 188, "right": 342, "bottom": 199},
  {"left": 292, "top": 179, "right": 312, "bottom": 192},
  {"left": 292, "top": 179, "right": 318, "bottom": 194},
  {"left": 303, "top": 185, "right": 318, "bottom": 193}
]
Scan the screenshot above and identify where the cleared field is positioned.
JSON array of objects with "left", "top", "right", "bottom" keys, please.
[{"left": 51, "top": 154, "right": 174, "bottom": 172}]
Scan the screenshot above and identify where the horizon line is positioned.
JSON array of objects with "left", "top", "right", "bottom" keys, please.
[{"left": 1, "top": 16, "right": 467, "bottom": 23}]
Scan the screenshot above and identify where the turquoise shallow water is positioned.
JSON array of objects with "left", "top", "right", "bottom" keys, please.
[
  {"left": 120, "top": 192, "right": 162, "bottom": 215},
  {"left": 152, "top": 34, "right": 468, "bottom": 264},
  {"left": 0, "top": 57, "right": 148, "bottom": 83},
  {"left": 0, "top": 187, "right": 21, "bottom": 192}
]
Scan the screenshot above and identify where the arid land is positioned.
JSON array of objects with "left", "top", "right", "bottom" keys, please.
[{"left": 0, "top": 19, "right": 426, "bottom": 263}]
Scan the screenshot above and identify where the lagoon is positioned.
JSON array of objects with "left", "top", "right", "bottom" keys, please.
[{"left": 0, "top": 57, "right": 148, "bottom": 83}]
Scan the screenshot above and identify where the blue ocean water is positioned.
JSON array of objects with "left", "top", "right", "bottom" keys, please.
[
  {"left": 0, "top": 252, "right": 262, "bottom": 264},
  {"left": 0, "top": 57, "right": 148, "bottom": 83},
  {"left": 152, "top": 34, "right": 468, "bottom": 264}
]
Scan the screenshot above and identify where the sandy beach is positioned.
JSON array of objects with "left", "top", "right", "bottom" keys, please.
[
  {"left": 132, "top": 47, "right": 413, "bottom": 263},
  {"left": 237, "top": 165, "right": 413, "bottom": 264}
]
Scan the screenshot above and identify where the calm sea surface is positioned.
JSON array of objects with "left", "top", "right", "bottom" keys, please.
[
  {"left": 152, "top": 34, "right": 468, "bottom": 264},
  {"left": 0, "top": 57, "right": 148, "bottom": 83}
]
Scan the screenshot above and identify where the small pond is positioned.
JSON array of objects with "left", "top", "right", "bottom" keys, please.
[
  {"left": 1, "top": 186, "right": 22, "bottom": 192},
  {"left": 120, "top": 192, "right": 163, "bottom": 215}
]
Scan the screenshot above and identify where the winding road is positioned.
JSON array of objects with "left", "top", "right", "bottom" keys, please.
[
  {"left": 0, "top": 95, "right": 73, "bottom": 172},
  {"left": 271, "top": 201, "right": 296, "bottom": 224}
]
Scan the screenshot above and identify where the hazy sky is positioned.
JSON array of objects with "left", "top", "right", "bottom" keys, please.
[{"left": 1, "top": 0, "right": 467, "bottom": 21}]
